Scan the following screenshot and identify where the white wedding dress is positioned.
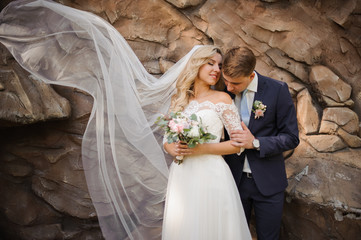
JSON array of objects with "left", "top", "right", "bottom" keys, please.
[{"left": 162, "top": 100, "right": 252, "bottom": 240}]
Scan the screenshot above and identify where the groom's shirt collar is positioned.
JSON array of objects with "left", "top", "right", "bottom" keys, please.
[{"left": 247, "top": 71, "right": 258, "bottom": 93}]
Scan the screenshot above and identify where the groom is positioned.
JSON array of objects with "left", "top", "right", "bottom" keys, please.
[{"left": 222, "top": 47, "right": 299, "bottom": 240}]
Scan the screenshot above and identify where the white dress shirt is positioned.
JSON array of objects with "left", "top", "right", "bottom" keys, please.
[{"left": 234, "top": 72, "right": 258, "bottom": 173}]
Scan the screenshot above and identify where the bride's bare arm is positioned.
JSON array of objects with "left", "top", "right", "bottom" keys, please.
[
  {"left": 165, "top": 140, "right": 241, "bottom": 157},
  {"left": 164, "top": 140, "right": 241, "bottom": 157},
  {"left": 193, "top": 141, "right": 241, "bottom": 155}
]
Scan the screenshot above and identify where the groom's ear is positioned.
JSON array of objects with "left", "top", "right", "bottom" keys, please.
[{"left": 250, "top": 72, "right": 256, "bottom": 80}]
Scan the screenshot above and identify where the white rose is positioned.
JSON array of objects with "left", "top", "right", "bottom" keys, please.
[{"left": 188, "top": 126, "right": 200, "bottom": 138}]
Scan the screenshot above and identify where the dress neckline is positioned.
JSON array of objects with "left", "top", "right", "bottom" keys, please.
[{"left": 189, "top": 100, "right": 232, "bottom": 106}]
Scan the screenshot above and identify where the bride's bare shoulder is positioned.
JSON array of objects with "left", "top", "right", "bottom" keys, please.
[{"left": 211, "top": 91, "right": 233, "bottom": 104}]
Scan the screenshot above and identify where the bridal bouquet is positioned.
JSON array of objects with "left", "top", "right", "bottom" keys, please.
[{"left": 155, "top": 112, "right": 216, "bottom": 164}]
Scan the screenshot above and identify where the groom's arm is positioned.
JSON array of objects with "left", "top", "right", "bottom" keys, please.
[
  {"left": 259, "top": 83, "right": 299, "bottom": 157},
  {"left": 231, "top": 83, "right": 299, "bottom": 158}
]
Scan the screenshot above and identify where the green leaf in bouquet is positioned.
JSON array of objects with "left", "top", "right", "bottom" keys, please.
[
  {"left": 169, "top": 112, "right": 177, "bottom": 119},
  {"left": 190, "top": 114, "right": 198, "bottom": 121},
  {"left": 167, "top": 134, "right": 177, "bottom": 143},
  {"left": 154, "top": 116, "right": 162, "bottom": 124},
  {"left": 157, "top": 119, "right": 168, "bottom": 127},
  {"left": 173, "top": 135, "right": 179, "bottom": 142},
  {"left": 188, "top": 142, "right": 196, "bottom": 148},
  {"left": 183, "top": 128, "right": 190, "bottom": 133}
]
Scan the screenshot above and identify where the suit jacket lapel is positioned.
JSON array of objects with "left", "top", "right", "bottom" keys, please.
[{"left": 248, "top": 73, "right": 266, "bottom": 130}]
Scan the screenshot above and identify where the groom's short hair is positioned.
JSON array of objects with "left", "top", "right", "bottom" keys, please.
[{"left": 222, "top": 47, "right": 256, "bottom": 78}]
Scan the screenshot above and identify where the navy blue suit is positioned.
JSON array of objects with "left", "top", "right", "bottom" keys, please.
[{"left": 224, "top": 72, "right": 299, "bottom": 239}]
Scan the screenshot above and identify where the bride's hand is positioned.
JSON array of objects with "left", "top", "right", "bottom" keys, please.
[
  {"left": 164, "top": 142, "right": 194, "bottom": 158},
  {"left": 175, "top": 142, "right": 194, "bottom": 157}
]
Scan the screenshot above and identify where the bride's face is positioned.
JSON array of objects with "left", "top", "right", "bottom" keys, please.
[{"left": 197, "top": 53, "right": 222, "bottom": 86}]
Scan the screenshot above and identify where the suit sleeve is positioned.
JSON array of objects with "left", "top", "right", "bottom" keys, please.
[{"left": 258, "top": 83, "right": 299, "bottom": 158}]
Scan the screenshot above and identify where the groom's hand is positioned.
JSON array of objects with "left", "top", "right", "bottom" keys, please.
[{"left": 230, "top": 121, "right": 255, "bottom": 149}]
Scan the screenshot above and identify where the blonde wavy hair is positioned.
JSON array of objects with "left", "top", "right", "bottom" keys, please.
[{"left": 169, "top": 45, "right": 222, "bottom": 112}]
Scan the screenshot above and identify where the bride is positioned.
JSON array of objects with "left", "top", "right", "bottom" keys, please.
[
  {"left": 0, "top": 0, "right": 251, "bottom": 239},
  {"left": 162, "top": 46, "right": 251, "bottom": 239}
]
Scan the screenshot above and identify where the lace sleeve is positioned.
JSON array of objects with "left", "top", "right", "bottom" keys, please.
[
  {"left": 217, "top": 102, "right": 243, "bottom": 135},
  {"left": 217, "top": 102, "right": 244, "bottom": 155}
]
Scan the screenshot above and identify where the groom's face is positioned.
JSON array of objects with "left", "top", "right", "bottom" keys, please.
[{"left": 223, "top": 72, "right": 255, "bottom": 95}]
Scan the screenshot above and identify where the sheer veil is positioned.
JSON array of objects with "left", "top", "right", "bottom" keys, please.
[{"left": 0, "top": 0, "right": 202, "bottom": 239}]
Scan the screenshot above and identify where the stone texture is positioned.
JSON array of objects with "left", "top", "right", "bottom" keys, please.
[
  {"left": 310, "top": 65, "right": 352, "bottom": 103},
  {"left": 304, "top": 135, "right": 347, "bottom": 153},
  {"left": 32, "top": 175, "right": 95, "bottom": 219},
  {"left": 297, "top": 89, "right": 320, "bottom": 134},
  {"left": 284, "top": 142, "right": 361, "bottom": 239},
  {"left": 319, "top": 120, "right": 339, "bottom": 134},
  {"left": 0, "top": 59, "right": 71, "bottom": 126},
  {"left": 20, "top": 224, "right": 64, "bottom": 240},
  {"left": 288, "top": 81, "right": 306, "bottom": 98},
  {"left": 321, "top": 95, "right": 354, "bottom": 108},
  {"left": 261, "top": 0, "right": 280, "bottom": 2},
  {"left": 159, "top": 58, "right": 176, "bottom": 74},
  {"left": 0, "top": 48, "right": 97, "bottom": 238},
  {"left": 267, "top": 68, "right": 304, "bottom": 98},
  {"left": 165, "top": 0, "right": 203, "bottom": 8},
  {"left": 337, "top": 127, "right": 361, "bottom": 148},
  {"left": 283, "top": 197, "right": 361, "bottom": 240},
  {"left": 0, "top": 178, "right": 61, "bottom": 226},
  {"left": 322, "top": 107, "right": 359, "bottom": 134},
  {"left": 266, "top": 48, "right": 309, "bottom": 83},
  {"left": 0, "top": 0, "right": 361, "bottom": 239},
  {"left": 321, "top": 0, "right": 359, "bottom": 27}
]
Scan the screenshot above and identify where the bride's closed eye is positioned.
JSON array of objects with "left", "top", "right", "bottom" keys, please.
[{"left": 208, "top": 61, "right": 222, "bottom": 69}]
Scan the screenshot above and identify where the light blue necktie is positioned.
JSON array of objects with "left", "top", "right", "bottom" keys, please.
[{"left": 240, "top": 89, "right": 250, "bottom": 127}]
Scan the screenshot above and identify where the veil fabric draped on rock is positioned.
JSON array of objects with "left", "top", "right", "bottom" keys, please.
[{"left": 0, "top": 0, "right": 200, "bottom": 239}]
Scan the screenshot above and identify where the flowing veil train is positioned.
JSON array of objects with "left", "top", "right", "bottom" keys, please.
[{"left": 0, "top": 0, "right": 201, "bottom": 239}]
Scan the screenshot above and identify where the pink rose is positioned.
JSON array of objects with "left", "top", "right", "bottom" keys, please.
[
  {"left": 254, "top": 109, "right": 264, "bottom": 119},
  {"left": 169, "top": 120, "right": 184, "bottom": 133},
  {"left": 176, "top": 124, "right": 184, "bottom": 133}
]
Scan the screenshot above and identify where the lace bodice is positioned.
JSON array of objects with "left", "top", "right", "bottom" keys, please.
[{"left": 183, "top": 100, "right": 243, "bottom": 143}]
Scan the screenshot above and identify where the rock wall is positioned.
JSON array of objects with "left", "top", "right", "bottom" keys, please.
[{"left": 0, "top": 0, "right": 360, "bottom": 239}]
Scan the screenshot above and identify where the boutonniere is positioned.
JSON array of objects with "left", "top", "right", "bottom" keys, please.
[{"left": 252, "top": 100, "right": 267, "bottom": 119}]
